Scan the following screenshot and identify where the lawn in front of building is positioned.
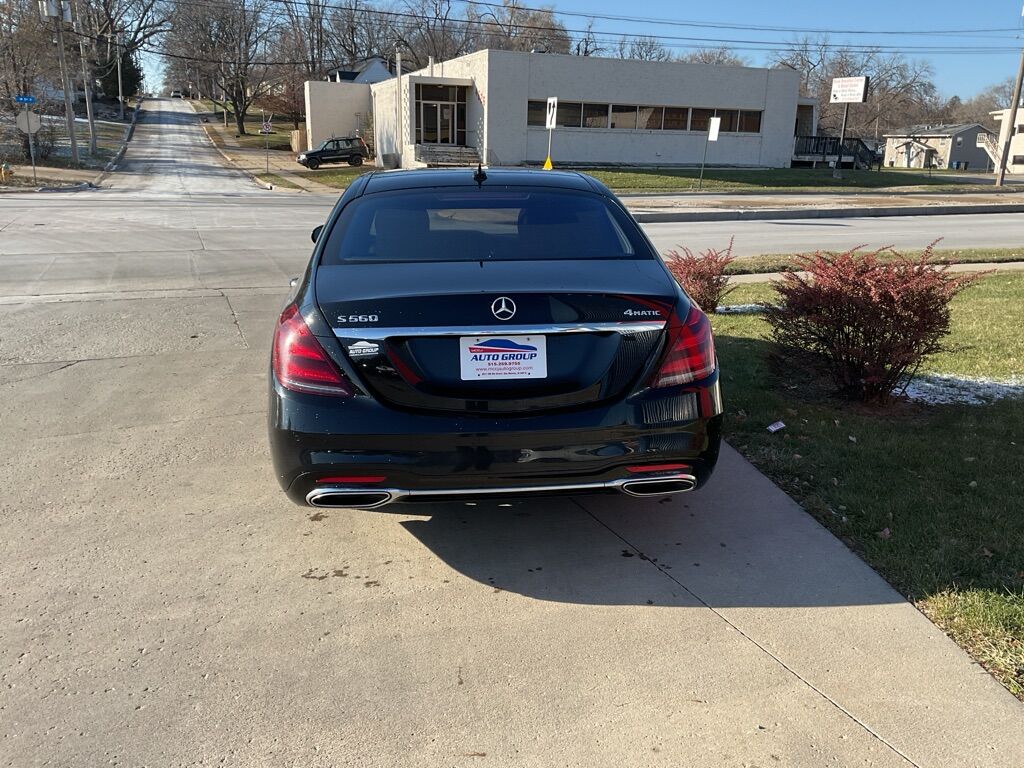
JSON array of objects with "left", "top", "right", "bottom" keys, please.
[
  {"left": 584, "top": 166, "right": 985, "bottom": 192},
  {"left": 711, "top": 274, "right": 1024, "bottom": 699}
]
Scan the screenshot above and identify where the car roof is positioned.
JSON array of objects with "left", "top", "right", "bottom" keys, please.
[{"left": 361, "top": 168, "right": 606, "bottom": 195}]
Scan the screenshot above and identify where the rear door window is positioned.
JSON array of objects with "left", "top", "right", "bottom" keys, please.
[{"left": 321, "top": 188, "right": 652, "bottom": 264}]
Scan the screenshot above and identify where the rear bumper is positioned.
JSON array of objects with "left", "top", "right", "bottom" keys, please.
[{"left": 269, "top": 373, "right": 723, "bottom": 507}]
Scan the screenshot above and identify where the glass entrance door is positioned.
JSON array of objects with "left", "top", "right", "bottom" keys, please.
[{"left": 420, "top": 101, "right": 456, "bottom": 144}]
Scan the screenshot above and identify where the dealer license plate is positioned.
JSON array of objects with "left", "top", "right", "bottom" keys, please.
[{"left": 459, "top": 335, "right": 547, "bottom": 380}]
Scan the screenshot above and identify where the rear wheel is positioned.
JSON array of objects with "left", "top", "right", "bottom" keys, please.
[
  {"left": 348, "top": 154, "right": 363, "bottom": 167},
  {"left": 307, "top": 158, "right": 320, "bottom": 170}
]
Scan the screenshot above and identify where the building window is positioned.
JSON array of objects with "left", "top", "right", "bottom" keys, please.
[
  {"left": 738, "top": 110, "right": 762, "bottom": 133},
  {"left": 638, "top": 106, "right": 663, "bottom": 130},
  {"left": 716, "top": 109, "right": 739, "bottom": 132},
  {"left": 557, "top": 102, "right": 583, "bottom": 128},
  {"left": 582, "top": 103, "right": 610, "bottom": 128},
  {"left": 610, "top": 104, "right": 638, "bottom": 129},
  {"left": 527, "top": 100, "right": 546, "bottom": 127},
  {"left": 1013, "top": 155, "right": 1024, "bottom": 165},
  {"left": 663, "top": 107, "right": 689, "bottom": 130},
  {"left": 690, "top": 108, "right": 714, "bottom": 132}
]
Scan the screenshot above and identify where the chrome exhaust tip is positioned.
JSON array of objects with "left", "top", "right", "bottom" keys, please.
[
  {"left": 306, "top": 489, "right": 394, "bottom": 509},
  {"left": 620, "top": 475, "right": 696, "bottom": 497}
]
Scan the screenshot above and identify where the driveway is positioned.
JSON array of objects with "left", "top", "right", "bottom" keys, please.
[{"left": 0, "top": 100, "right": 1020, "bottom": 766}]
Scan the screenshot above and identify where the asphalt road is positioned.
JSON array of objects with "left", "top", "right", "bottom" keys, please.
[{"left": 1, "top": 99, "right": 1021, "bottom": 766}]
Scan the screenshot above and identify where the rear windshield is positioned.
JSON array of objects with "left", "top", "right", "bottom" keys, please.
[{"left": 320, "top": 188, "right": 652, "bottom": 264}]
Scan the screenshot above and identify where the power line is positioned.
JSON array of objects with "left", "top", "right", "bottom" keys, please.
[
  {"left": 446, "top": 0, "right": 1024, "bottom": 38},
  {"left": 149, "top": 0, "right": 1024, "bottom": 57}
]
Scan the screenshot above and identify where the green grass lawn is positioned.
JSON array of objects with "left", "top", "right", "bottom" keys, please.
[
  {"left": 713, "top": 274, "right": 1024, "bottom": 698},
  {"left": 192, "top": 99, "right": 294, "bottom": 151},
  {"left": 292, "top": 167, "right": 369, "bottom": 186},
  {"left": 580, "top": 167, "right": 991, "bottom": 193}
]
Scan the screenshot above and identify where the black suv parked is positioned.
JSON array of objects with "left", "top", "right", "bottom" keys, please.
[{"left": 297, "top": 137, "right": 370, "bottom": 169}]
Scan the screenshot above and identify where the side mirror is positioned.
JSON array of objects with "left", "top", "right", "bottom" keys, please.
[{"left": 311, "top": 225, "right": 323, "bottom": 243}]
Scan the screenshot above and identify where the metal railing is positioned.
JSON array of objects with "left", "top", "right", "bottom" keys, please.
[{"left": 794, "top": 135, "right": 876, "bottom": 169}]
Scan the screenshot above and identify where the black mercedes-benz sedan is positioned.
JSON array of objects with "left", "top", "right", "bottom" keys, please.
[{"left": 268, "top": 168, "right": 722, "bottom": 509}]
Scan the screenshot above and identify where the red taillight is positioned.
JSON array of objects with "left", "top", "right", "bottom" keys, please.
[
  {"left": 272, "top": 304, "right": 354, "bottom": 397},
  {"left": 650, "top": 304, "right": 716, "bottom": 388},
  {"left": 627, "top": 463, "right": 691, "bottom": 474}
]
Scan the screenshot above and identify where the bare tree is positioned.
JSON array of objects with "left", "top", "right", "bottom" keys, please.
[
  {"left": 477, "top": 1, "right": 570, "bottom": 54},
  {"left": 395, "top": 0, "right": 480, "bottom": 69},
  {"left": 572, "top": 18, "right": 602, "bottom": 57},
  {"left": 773, "top": 35, "right": 937, "bottom": 138},
  {"left": 678, "top": 45, "right": 748, "bottom": 66},
  {"left": 165, "top": 0, "right": 278, "bottom": 134},
  {"left": 616, "top": 35, "right": 671, "bottom": 62},
  {"left": 325, "top": 0, "right": 402, "bottom": 68}
]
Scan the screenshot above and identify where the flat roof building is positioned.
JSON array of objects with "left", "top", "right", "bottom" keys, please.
[{"left": 369, "top": 49, "right": 814, "bottom": 169}]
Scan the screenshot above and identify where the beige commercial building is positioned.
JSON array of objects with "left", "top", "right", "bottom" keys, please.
[{"left": 367, "top": 49, "right": 814, "bottom": 169}]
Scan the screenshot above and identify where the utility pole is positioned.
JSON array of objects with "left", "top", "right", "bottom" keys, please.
[
  {"left": 39, "top": 0, "right": 79, "bottom": 166},
  {"left": 115, "top": 31, "right": 125, "bottom": 121},
  {"left": 996, "top": 47, "right": 1024, "bottom": 187},
  {"left": 73, "top": 0, "right": 96, "bottom": 156}
]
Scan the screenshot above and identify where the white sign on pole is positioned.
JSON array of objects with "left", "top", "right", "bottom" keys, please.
[
  {"left": 16, "top": 110, "right": 42, "bottom": 134},
  {"left": 707, "top": 116, "right": 721, "bottom": 142},
  {"left": 545, "top": 97, "right": 558, "bottom": 130},
  {"left": 830, "top": 76, "right": 869, "bottom": 104}
]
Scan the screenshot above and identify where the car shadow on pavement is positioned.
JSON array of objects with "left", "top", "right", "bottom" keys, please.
[{"left": 399, "top": 446, "right": 902, "bottom": 609}]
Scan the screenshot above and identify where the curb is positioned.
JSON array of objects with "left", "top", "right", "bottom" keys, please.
[
  {"left": 191, "top": 105, "right": 272, "bottom": 191},
  {"left": 201, "top": 129, "right": 272, "bottom": 191},
  {"left": 630, "top": 203, "right": 1024, "bottom": 223},
  {"left": 93, "top": 97, "right": 145, "bottom": 185}
]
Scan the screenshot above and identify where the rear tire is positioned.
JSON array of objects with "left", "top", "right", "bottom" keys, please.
[
  {"left": 307, "top": 158, "right": 320, "bottom": 170},
  {"left": 348, "top": 155, "right": 363, "bottom": 167}
]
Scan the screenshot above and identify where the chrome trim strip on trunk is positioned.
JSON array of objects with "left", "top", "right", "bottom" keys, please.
[
  {"left": 306, "top": 474, "right": 696, "bottom": 508},
  {"left": 333, "top": 321, "right": 666, "bottom": 339}
]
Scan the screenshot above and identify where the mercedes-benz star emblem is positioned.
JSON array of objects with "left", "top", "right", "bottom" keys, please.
[{"left": 490, "top": 296, "right": 516, "bottom": 321}]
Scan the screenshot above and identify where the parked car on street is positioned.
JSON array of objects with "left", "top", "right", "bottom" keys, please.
[
  {"left": 268, "top": 168, "right": 723, "bottom": 509},
  {"left": 296, "top": 136, "right": 369, "bottom": 169},
  {"left": 169, "top": 90, "right": 182, "bottom": 98}
]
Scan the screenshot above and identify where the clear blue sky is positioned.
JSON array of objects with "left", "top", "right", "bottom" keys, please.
[{"left": 553, "top": 0, "right": 1024, "bottom": 97}]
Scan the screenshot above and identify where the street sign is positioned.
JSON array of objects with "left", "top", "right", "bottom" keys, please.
[
  {"left": 16, "top": 110, "right": 41, "bottom": 135},
  {"left": 545, "top": 97, "right": 558, "bottom": 130},
  {"left": 260, "top": 122, "right": 273, "bottom": 134},
  {"left": 830, "top": 76, "right": 869, "bottom": 104},
  {"left": 14, "top": 95, "right": 36, "bottom": 105},
  {"left": 707, "top": 116, "right": 721, "bottom": 142}
]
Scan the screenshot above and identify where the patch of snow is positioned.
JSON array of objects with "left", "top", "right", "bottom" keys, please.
[
  {"left": 903, "top": 373, "right": 1024, "bottom": 405},
  {"left": 715, "top": 303, "right": 766, "bottom": 315}
]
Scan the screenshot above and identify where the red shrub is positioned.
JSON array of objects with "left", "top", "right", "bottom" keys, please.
[
  {"left": 763, "top": 243, "right": 979, "bottom": 404},
  {"left": 663, "top": 239, "right": 736, "bottom": 312}
]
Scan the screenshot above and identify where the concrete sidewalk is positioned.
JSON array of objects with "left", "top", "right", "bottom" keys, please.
[{"left": 625, "top": 190, "right": 1024, "bottom": 222}]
